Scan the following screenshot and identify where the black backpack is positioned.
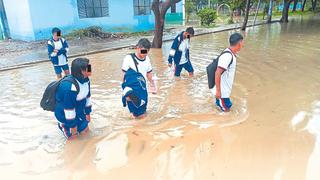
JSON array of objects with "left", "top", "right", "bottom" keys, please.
[
  {"left": 40, "top": 75, "right": 79, "bottom": 112},
  {"left": 206, "top": 51, "right": 233, "bottom": 89}
]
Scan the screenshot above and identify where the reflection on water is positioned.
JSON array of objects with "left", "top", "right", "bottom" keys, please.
[
  {"left": 0, "top": 15, "right": 320, "bottom": 179},
  {"left": 94, "top": 133, "right": 128, "bottom": 172},
  {"left": 154, "top": 140, "right": 215, "bottom": 180},
  {"left": 305, "top": 102, "right": 320, "bottom": 180},
  {"left": 292, "top": 101, "right": 320, "bottom": 180}
]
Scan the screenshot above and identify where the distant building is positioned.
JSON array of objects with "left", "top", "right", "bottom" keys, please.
[{"left": 0, "top": 0, "right": 183, "bottom": 41}]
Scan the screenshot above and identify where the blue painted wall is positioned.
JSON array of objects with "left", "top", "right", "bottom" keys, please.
[
  {"left": 28, "top": 0, "right": 156, "bottom": 40},
  {"left": 0, "top": 11, "right": 3, "bottom": 39},
  {"left": 0, "top": 23, "right": 3, "bottom": 40},
  {"left": 3, "top": 0, "right": 184, "bottom": 41}
]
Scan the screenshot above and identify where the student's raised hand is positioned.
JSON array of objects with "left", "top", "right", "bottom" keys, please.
[
  {"left": 54, "top": 49, "right": 58, "bottom": 53},
  {"left": 168, "top": 63, "right": 172, "bottom": 68}
]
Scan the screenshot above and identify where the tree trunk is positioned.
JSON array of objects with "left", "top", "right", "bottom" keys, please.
[
  {"left": 280, "top": 0, "right": 294, "bottom": 23},
  {"left": 151, "top": 0, "right": 181, "bottom": 48},
  {"left": 267, "top": 0, "right": 273, "bottom": 23},
  {"left": 230, "top": 10, "right": 234, "bottom": 22},
  {"left": 253, "top": 0, "right": 262, "bottom": 25},
  {"left": 241, "top": 0, "right": 251, "bottom": 31},
  {"left": 302, "top": 0, "right": 307, "bottom": 11},
  {"left": 312, "top": 0, "right": 317, "bottom": 11},
  {"left": 151, "top": 0, "right": 163, "bottom": 48},
  {"left": 262, "top": 4, "right": 266, "bottom": 20},
  {"left": 152, "top": 15, "right": 165, "bottom": 48},
  {"left": 292, "top": 0, "right": 298, "bottom": 12}
]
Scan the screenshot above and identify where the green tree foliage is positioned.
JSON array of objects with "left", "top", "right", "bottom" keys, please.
[
  {"left": 197, "top": 8, "right": 217, "bottom": 26},
  {"left": 185, "top": 0, "right": 196, "bottom": 22}
]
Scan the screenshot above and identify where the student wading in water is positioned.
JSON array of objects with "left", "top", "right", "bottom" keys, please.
[
  {"left": 121, "top": 38, "right": 157, "bottom": 119},
  {"left": 168, "top": 27, "right": 195, "bottom": 77},
  {"left": 55, "top": 58, "right": 92, "bottom": 139},
  {"left": 211, "top": 33, "right": 244, "bottom": 112}
]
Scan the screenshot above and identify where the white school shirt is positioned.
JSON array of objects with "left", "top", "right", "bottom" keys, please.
[
  {"left": 211, "top": 48, "right": 237, "bottom": 98},
  {"left": 121, "top": 54, "right": 153, "bottom": 81},
  {"left": 179, "top": 39, "right": 189, "bottom": 65},
  {"left": 50, "top": 38, "right": 68, "bottom": 66}
]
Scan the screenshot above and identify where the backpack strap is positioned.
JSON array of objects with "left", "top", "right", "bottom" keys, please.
[
  {"left": 130, "top": 53, "right": 139, "bottom": 73},
  {"left": 62, "top": 75, "right": 80, "bottom": 93},
  {"left": 218, "top": 50, "right": 234, "bottom": 69}
]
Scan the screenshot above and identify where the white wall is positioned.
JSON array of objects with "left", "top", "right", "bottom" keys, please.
[{"left": 3, "top": 0, "right": 35, "bottom": 41}]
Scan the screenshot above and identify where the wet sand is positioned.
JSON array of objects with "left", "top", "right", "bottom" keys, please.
[{"left": 0, "top": 15, "right": 320, "bottom": 180}]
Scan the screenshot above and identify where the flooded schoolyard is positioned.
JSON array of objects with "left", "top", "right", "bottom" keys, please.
[{"left": 0, "top": 15, "right": 320, "bottom": 179}]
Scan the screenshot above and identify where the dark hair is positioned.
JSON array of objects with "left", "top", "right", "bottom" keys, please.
[
  {"left": 229, "top": 33, "right": 243, "bottom": 46},
  {"left": 186, "top": 27, "right": 195, "bottom": 36},
  {"left": 71, "top": 58, "right": 90, "bottom": 79},
  {"left": 52, "top": 27, "right": 61, "bottom": 34},
  {"left": 136, "top": 38, "right": 151, "bottom": 49}
]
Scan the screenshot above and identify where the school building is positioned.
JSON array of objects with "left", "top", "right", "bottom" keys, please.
[{"left": 0, "top": 0, "right": 184, "bottom": 41}]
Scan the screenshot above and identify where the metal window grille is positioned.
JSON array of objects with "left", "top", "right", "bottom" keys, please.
[
  {"left": 133, "top": 0, "right": 151, "bottom": 16},
  {"left": 77, "top": 0, "right": 109, "bottom": 18}
]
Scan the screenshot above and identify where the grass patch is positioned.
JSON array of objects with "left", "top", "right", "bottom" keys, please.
[
  {"left": 66, "top": 26, "right": 153, "bottom": 39},
  {"left": 200, "top": 24, "right": 217, "bottom": 28},
  {"left": 227, "top": 18, "right": 234, "bottom": 24},
  {"left": 121, "top": 31, "right": 152, "bottom": 37}
]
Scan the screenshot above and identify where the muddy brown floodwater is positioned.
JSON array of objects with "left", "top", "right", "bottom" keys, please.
[{"left": 0, "top": 15, "right": 320, "bottom": 180}]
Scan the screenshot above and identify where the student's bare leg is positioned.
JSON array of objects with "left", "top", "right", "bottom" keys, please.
[{"left": 185, "top": 61, "right": 194, "bottom": 77}]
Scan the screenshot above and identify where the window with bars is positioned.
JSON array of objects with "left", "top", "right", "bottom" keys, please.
[
  {"left": 77, "top": 0, "right": 109, "bottom": 18},
  {"left": 133, "top": 0, "right": 151, "bottom": 16}
]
